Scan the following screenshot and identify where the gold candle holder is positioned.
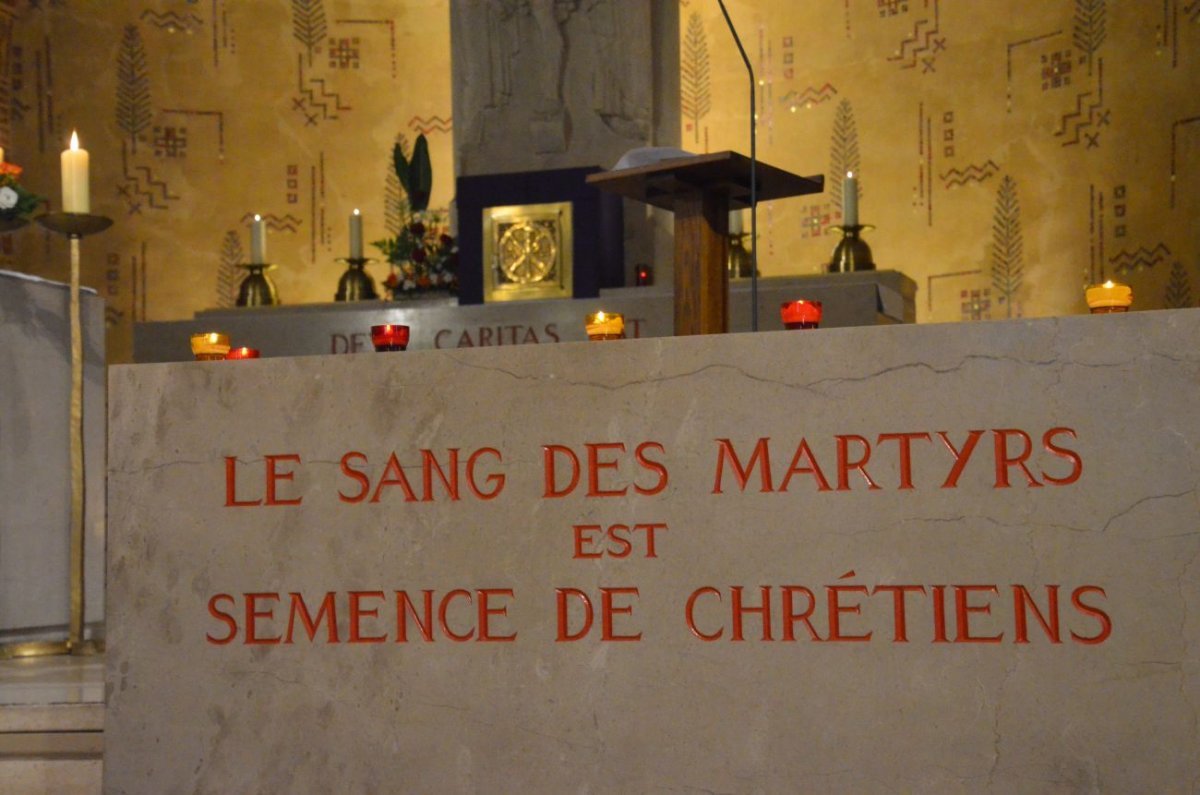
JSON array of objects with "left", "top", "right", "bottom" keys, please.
[
  {"left": 191, "top": 332, "right": 231, "bottom": 360},
  {"left": 1085, "top": 280, "right": 1132, "bottom": 314},
  {"left": 585, "top": 311, "right": 625, "bottom": 341}
]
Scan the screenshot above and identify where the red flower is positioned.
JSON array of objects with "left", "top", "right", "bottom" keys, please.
[
  {"left": 383, "top": 272, "right": 399, "bottom": 288},
  {"left": 410, "top": 247, "right": 427, "bottom": 264},
  {"left": 0, "top": 162, "right": 23, "bottom": 177},
  {"left": 408, "top": 221, "right": 426, "bottom": 237}
]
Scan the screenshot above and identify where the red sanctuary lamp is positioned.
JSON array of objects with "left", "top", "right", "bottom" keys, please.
[
  {"left": 780, "top": 300, "right": 822, "bottom": 330},
  {"left": 371, "top": 324, "right": 410, "bottom": 351}
]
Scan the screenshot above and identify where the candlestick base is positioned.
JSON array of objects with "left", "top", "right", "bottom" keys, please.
[
  {"left": 728, "top": 232, "right": 757, "bottom": 279},
  {"left": 828, "top": 224, "right": 875, "bottom": 273},
  {"left": 36, "top": 212, "right": 113, "bottom": 239},
  {"left": 334, "top": 258, "right": 379, "bottom": 301},
  {"left": 236, "top": 263, "right": 279, "bottom": 307}
]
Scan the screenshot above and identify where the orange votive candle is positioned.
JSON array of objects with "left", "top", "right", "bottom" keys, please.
[
  {"left": 585, "top": 311, "right": 625, "bottom": 341},
  {"left": 190, "top": 332, "right": 231, "bottom": 361},
  {"left": 1085, "top": 280, "right": 1132, "bottom": 313}
]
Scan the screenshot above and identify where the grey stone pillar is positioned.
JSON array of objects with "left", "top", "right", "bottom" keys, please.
[{"left": 451, "top": 0, "right": 679, "bottom": 284}]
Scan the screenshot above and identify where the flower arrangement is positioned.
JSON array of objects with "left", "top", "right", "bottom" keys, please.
[
  {"left": 374, "top": 133, "right": 458, "bottom": 298},
  {"left": 0, "top": 161, "right": 43, "bottom": 222},
  {"left": 378, "top": 214, "right": 458, "bottom": 295}
]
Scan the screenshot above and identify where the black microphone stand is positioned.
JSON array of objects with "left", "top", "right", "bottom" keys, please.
[{"left": 717, "top": 0, "right": 758, "bottom": 331}]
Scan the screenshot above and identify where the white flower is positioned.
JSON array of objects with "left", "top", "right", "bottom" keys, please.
[{"left": 0, "top": 187, "right": 18, "bottom": 210}]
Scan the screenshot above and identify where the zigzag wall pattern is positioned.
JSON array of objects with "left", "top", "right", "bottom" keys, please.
[
  {"left": 779, "top": 84, "right": 836, "bottom": 109},
  {"left": 408, "top": 115, "right": 451, "bottom": 135},
  {"left": 293, "top": 52, "right": 349, "bottom": 125},
  {"left": 140, "top": 10, "right": 203, "bottom": 34},
  {"left": 1110, "top": 243, "right": 1171, "bottom": 274},
  {"left": 1055, "top": 59, "right": 1107, "bottom": 147},
  {"left": 886, "top": 0, "right": 942, "bottom": 72},
  {"left": 941, "top": 161, "right": 1000, "bottom": 188},
  {"left": 118, "top": 141, "right": 179, "bottom": 214},
  {"left": 238, "top": 212, "right": 302, "bottom": 233}
]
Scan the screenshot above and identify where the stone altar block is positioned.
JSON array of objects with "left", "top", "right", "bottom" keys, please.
[{"left": 107, "top": 310, "right": 1200, "bottom": 792}]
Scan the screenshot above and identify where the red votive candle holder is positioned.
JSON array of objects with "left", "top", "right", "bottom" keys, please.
[
  {"left": 371, "top": 324, "right": 410, "bottom": 351},
  {"left": 225, "top": 346, "right": 260, "bottom": 360},
  {"left": 781, "top": 300, "right": 823, "bottom": 330}
]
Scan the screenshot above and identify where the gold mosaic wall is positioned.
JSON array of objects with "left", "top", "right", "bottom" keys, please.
[
  {"left": 685, "top": 0, "right": 1200, "bottom": 322},
  {"left": 2, "top": 0, "right": 453, "bottom": 361}
]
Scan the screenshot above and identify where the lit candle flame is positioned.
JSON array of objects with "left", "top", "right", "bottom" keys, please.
[
  {"left": 70, "top": 130, "right": 79, "bottom": 150},
  {"left": 1103, "top": 280, "right": 1114, "bottom": 288},
  {"left": 353, "top": 208, "right": 360, "bottom": 216},
  {"left": 847, "top": 170, "right": 854, "bottom": 179},
  {"left": 254, "top": 213, "right": 261, "bottom": 222}
]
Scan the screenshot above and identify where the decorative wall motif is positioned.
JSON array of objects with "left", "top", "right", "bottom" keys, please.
[
  {"left": 829, "top": 98, "right": 859, "bottom": 218},
  {"left": 1164, "top": 260, "right": 1191, "bottom": 308},
  {"left": 115, "top": 25, "right": 151, "bottom": 154},
  {"left": 118, "top": 141, "right": 179, "bottom": 214},
  {"left": 217, "top": 230, "right": 242, "bottom": 309},
  {"left": 680, "top": 11, "right": 711, "bottom": 145},
  {"left": 886, "top": 0, "right": 943, "bottom": 74},
  {"left": 779, "top": 83, "right": 836, "bottom": 112},
  {"left": 1111, "top": 243, "right": 1170, "bottom": 275},
  {"left": 941, "top": 160, "right": 999, "bottom": 189},
  {"left": 139, "top": 9, "right": 203, "bottom": 35},
  {"left": 1072, "top": 0, "right": 1105, "bottom": 74},
  {"left": 293, "top": 53, "right": 350, "bottom": 126},
  {"left": 291, "top": 0, "right": 327, "bottom": 67},
  {"left": 688, "top": 1, "right": 1200, "bottom": 322},
  {"left": 991, "top": 175, "right": 1024, "bottom": 318}
]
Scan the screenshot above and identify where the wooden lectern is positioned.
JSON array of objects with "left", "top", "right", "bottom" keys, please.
[{"left": 587, "top": 151, "right": 823, "bottom": 335}]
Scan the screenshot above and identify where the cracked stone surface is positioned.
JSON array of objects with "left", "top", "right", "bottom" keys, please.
[{"left": 106, "top": 310, "right": 1200, "bottom": 793}]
